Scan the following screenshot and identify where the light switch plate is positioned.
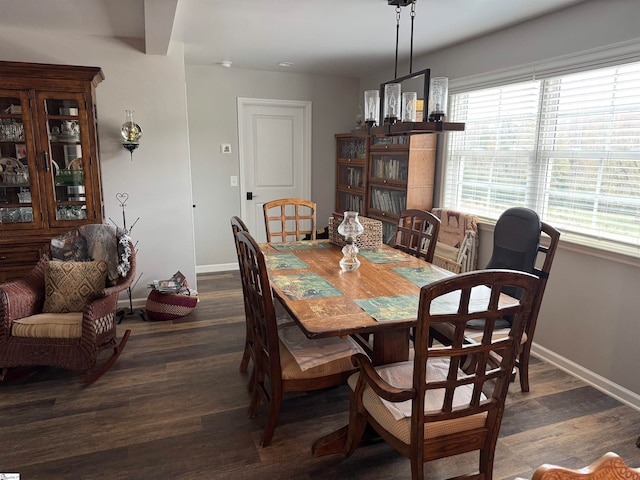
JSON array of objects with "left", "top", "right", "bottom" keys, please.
[
  {"left": 230, "top": 175, "right": 238, "bottom": 187},
  {"left": 221, "top": 143, "right": 231, "bottom": 154}
]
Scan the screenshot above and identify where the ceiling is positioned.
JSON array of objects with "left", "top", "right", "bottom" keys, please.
[{"left": 0, "top": 0, "right": 586, "bottom": 78}]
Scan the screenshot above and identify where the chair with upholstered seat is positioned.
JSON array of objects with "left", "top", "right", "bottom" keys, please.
[
  {"left": 263, "top": 198, "right": 316, "bottom": 243},
  {"left": 0, "top": 225, "right": 135, "bottom": 383},
  {"left": 430, "top": 208, "right": 560, "bottom": 392},
  {"left": 467, "top": 209, "right": 560, "bottom": 392},
  {"left": 343, "top": 269, "right": 539, "bottom": 480},
  {"left": 392, "top": 209, "right": 441, "bottom": 263},
  {"left": 235, "top": 229, "right": 364, "bottom": 447},
  {"left": 531, "top": 452, "right": 640, "bottom": 480}
]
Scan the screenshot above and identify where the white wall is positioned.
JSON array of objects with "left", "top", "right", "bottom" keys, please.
[
  {"left": 185, "top": 66, "right": 359, "bottom": 270},
  {"left": 360, "top": 0, "right": 640, "bottom": 399},
  {"left": 0, "top": 27, "right": 196, "bottom": 305}
]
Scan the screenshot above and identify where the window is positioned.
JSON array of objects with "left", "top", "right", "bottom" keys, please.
[{"left": 443, "top": 61, "right": 640, "bottom": 251}]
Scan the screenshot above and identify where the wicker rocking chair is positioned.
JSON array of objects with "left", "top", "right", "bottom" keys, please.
[{"left": 0, "top": 238, "right": 135, "bottom": 384}]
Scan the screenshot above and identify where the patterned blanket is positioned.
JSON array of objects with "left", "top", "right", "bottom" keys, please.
[
  {"left": 50, "top": 224, "right": 131, "bottom": 285},
  {"left": 432, "top": 208, "right": 478, "bottom": 249}
]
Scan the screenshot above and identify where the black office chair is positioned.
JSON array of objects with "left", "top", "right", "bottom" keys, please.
[
  {"left": 467, "top": 207, "right": 541, "bottom": 329},
  {"left": 430, "top": 207, "right": 560, "bottom": 392}
]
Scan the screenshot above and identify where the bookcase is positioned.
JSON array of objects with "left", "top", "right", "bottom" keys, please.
[
  {"left": 367, "top": 134, "right": 436, "bottom": 243},
  {"left": 334, "top": 132, "right": 436, "bottom": 244},
  {"left": 335, "top": 134, "right": 369, "bottom": 214}
]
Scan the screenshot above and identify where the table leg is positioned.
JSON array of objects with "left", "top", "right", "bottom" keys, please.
[
  {"left": 311, "top": 425, "right": 349, "bottom": 457},
  {"left": 372, "top": 328, "right": 410, "bottom": 365}
]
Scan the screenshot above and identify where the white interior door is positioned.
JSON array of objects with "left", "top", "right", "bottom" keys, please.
[{"left": 238, "top": 98, "right": 312, "bottom": 243}]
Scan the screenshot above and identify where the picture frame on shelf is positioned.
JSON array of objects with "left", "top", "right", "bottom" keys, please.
[{"left": 15, "top": 143, "right": 27, "bottom": 163}]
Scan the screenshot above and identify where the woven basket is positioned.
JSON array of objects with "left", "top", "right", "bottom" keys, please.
[
  {"left": 146, "top": 289, "right": 198, "bottom": 321},
  {"left": 328, "top": 214, "right": 383, "bottom": 250}
]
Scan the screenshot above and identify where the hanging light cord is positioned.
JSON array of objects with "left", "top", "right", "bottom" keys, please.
[
  {"left": 394, "top": 6, "right": 401, "bottom": 79},
  {"left": 409, "top": 0, "right": 416, "bottom": 74}
]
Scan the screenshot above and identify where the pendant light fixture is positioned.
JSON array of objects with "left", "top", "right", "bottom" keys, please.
[{"left": 360, "top": 0, "right": 464, "bottom": 136}]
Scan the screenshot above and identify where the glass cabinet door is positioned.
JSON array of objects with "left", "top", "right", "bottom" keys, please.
[
  {"left": 337, "top": 137, "right": 367, "bottom": 161},
  {"left": 338, "top": 164, "right": 365, "bottom": 189},
  {"left": 0, "top": 90, "right": 41, "bottom": 229},
  {"left": 37, "top": 92, "right": 95, "bottom": 226},
  {"left": 337, "top": 191, "right": 364, "bottom": 213},
  {"left": 369, "top": 186, "right": 406, "bottom": 217},
  {"left": 370, "top": 154, "right": 409, "bottom": 183}
]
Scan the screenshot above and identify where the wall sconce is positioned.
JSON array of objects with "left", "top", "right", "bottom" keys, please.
[{"left": 121, "top": 110, "right": 142, "bottom": 159}]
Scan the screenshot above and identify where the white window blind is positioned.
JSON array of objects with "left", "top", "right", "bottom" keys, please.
[{"left": 443, "top": 61, "right": 640, "bottom": 250}]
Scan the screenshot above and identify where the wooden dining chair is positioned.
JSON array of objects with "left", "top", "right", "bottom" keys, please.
[
  {"left": 230, "top": 216, "right": 253, "bottom": 381},
  {"left": 263, "top": 198, "right": 316, "bottom": 243},
  {"left": 511, "top": 221, "right": 560, "bottom": 392},
  {"left": 531, "top": 452, "right": 640, "bottom": 480},
  {"left": 235, "top": 230, "right": 364, "bottom": 447},
  {"left": 391, "top": 209, "right": 441, "bottom": 263},
  {"left": 463, "top": 219, "right": 560, "bottom": 392},
  {"left": 430, "top": 211, "right": 560, "bottom": 392},
  {"left": 343, "top": 269, "right": 539, "bottom": 480}
]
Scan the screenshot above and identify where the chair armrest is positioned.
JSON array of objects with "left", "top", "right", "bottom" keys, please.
[
  {"left": 351, "top": 353, "right": 415, "bottom": 403},
  {"left": 97, "top": 252, "right": 136, "bottom": 298},
  {"left": 79, "top": 291, "right": 120, "bottom": 345},
  {"left": 99, "top": 281, "right": 132, "bottom": 298},
  {"left": 0, "top": 255, "right": 47, "bottom": 326}
]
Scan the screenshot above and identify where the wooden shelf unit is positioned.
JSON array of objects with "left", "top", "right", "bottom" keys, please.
[
  {"left": 0, "top": 61, "right": 104, "bottom": 282},
  {"left": 334, "top": 132, "right": 437, "bottom": 244}
]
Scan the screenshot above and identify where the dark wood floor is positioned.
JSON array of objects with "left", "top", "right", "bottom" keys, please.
[{"left": 2, "top": 271, "right": 639, "bottom": 479}]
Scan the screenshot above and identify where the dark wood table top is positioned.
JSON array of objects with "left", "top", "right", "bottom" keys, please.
[{"left": 261, "top": 241, "right": 452, "bottom": 340}]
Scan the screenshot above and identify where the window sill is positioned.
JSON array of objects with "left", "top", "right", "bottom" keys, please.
[{"left": 477, "top": 219, "right": 640, "bottom": 268}]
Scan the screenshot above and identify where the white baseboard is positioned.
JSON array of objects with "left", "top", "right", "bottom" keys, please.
[
  {"left": 196, "top": 263, "right": 238, "bottom": 273},
  {"left": 531, "top": 343, "right": 640, "bottom": 411}
]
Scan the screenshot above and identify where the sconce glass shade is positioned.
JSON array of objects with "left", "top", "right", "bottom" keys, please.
[
  {"left": 401, "top": 92, "right": 418, "bottom": 122},
  {"left": 364, "top": 90, "right": 380, "bottom": 125},
  {"left": 121, "top": 110, "right": 143, "bottom": 144},
  {"left": 383, "top": 83, "right": 402, "bottom": 124},
  {"left": 337, "top": 211, "right": 364, "bottom": 271},
  {"left": 428, "top": 77, "right": 449, "bottom": 122}
]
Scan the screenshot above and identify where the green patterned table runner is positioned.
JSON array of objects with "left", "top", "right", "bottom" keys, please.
[
  {"left": 359, "top": 248, "right": 412, "bottom": 264},
  {"left": 264, "top": 253, "right": 308, "bottom": 270},
  {"left": 272, "top": 241, "right": 331, "bottom": 251},
  {"left": 392, "top": 265, "right": 452, "bottom": 287},
  {"left": 271, "top": 273, "right": 343, "bottom": 301},
  {"left": 354, "top": 295, "right": 419, "bottom": 322},
  {"left": 355, "top": 291, "right": 474, "bottom": 321}
]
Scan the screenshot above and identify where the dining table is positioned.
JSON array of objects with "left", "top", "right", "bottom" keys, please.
[
  {"left": 261, "top": 240, "right": 454, "bottom": 367},
  {"left": 260, "top": 239, "right": 519, "bottom": 457}
]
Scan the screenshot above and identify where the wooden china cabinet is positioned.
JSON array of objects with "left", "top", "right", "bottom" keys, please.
[{"left": 0, "top": 61, "right": 105, "bottom": 282}]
